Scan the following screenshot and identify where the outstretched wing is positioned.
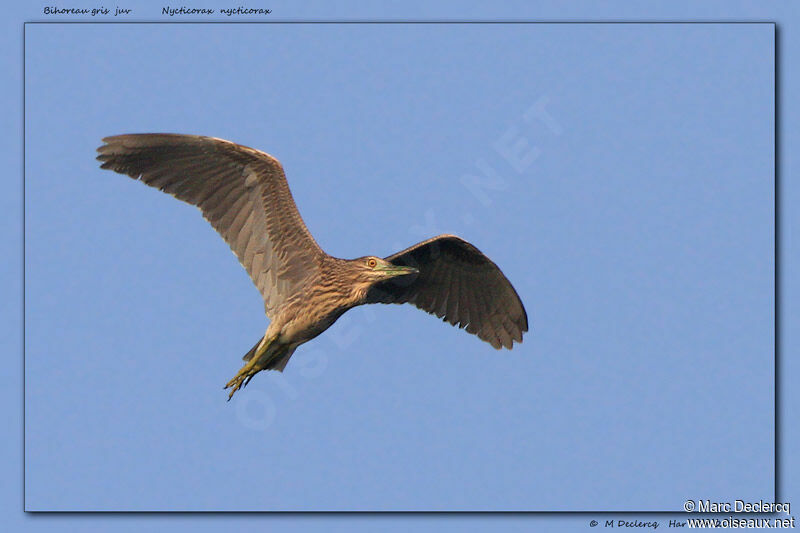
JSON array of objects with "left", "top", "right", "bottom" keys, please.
[
  {"left": 366, "top": 234, "right": 528, "bottom": 349},
  {"left": 97, "top": 133, "right": 324, "bottom": 317}
]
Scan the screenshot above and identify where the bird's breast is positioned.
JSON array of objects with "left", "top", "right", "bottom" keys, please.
[{"left": 275, "top": 294, "right": 352, "bottom": 346}]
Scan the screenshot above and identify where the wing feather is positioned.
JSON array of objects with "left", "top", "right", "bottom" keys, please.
[
  {"left": 366, "top": 234, "right": 528, "bottom": 349},
  {"left": 97, "top": 133, "right": 324, "bottom": 317}
]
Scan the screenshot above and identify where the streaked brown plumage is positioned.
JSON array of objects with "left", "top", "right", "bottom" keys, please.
[{"left": 97, "top": 133, "right": 528, "bottom": 399}]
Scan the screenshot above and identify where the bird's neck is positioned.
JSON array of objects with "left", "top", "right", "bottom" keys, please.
[{"left": 317, "top": 258, "right": 371, "bottom": 309}]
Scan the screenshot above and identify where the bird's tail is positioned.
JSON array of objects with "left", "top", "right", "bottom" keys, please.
[
  {"left": 242, "top": 336, "right": 263, "bottom": 362},
  {"left": 241, "top": 335, "right": 295, "bottom": 372}
]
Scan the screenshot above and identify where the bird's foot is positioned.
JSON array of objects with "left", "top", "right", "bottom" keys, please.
[
  {"left": 224, "top": 334, "right": 277, "bottom": 400},
  {"left": 224, "top": 360, "right": 262, "bottom": 400}
]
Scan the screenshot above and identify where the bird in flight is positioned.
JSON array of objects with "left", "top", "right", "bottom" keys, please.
[{"left": 97, "top": 134, "right": 528, "bottom": 399}]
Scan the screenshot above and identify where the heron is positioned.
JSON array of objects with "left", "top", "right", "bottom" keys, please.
[{"left": 97, "top": 134, "right": 528, "bottom": 399}]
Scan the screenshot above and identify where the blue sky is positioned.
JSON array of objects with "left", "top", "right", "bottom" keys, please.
[
  {"left": 24, "top": 21, "right": 773, "bottom": 511},
  {"left": 4, "top": 1, "right": 796, "bottom": 531}
]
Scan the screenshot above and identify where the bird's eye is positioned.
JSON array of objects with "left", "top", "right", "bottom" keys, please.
[{"left": 367, "top": 258, "right": 377, "bottom": 268}]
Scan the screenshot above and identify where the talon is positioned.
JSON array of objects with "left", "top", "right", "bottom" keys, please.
[
  {"left": 224, "top": 361, "right": 262, "bottom": 399},
  {"left": 225, "top": 374, "right": 248, "bottom": 400},
  {"left": 224, "top": 334, "right": 280, "bottom": 400}
]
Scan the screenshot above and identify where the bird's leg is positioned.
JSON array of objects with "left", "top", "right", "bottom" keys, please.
[{"left": 224, "top": 333, "right": 278, "bottom": 400}]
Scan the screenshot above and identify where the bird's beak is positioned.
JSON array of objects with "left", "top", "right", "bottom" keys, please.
[{"left": 376, "top": 264, "right": 419, "bottom": 277}]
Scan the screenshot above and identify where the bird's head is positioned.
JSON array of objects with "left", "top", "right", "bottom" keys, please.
[
  {"left": 350, "top": 256, "right": 419, "bottom": 284},
  {"left": 336, "top": 256, "right": 419, "bottom": 304},
  {"left": 339, "top": 255, "right": 419, "bottom": 302}
]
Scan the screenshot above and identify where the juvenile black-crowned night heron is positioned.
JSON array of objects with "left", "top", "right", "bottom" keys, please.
[{"left": 97, "top": 134, "right": 528, "bottom": 399}]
